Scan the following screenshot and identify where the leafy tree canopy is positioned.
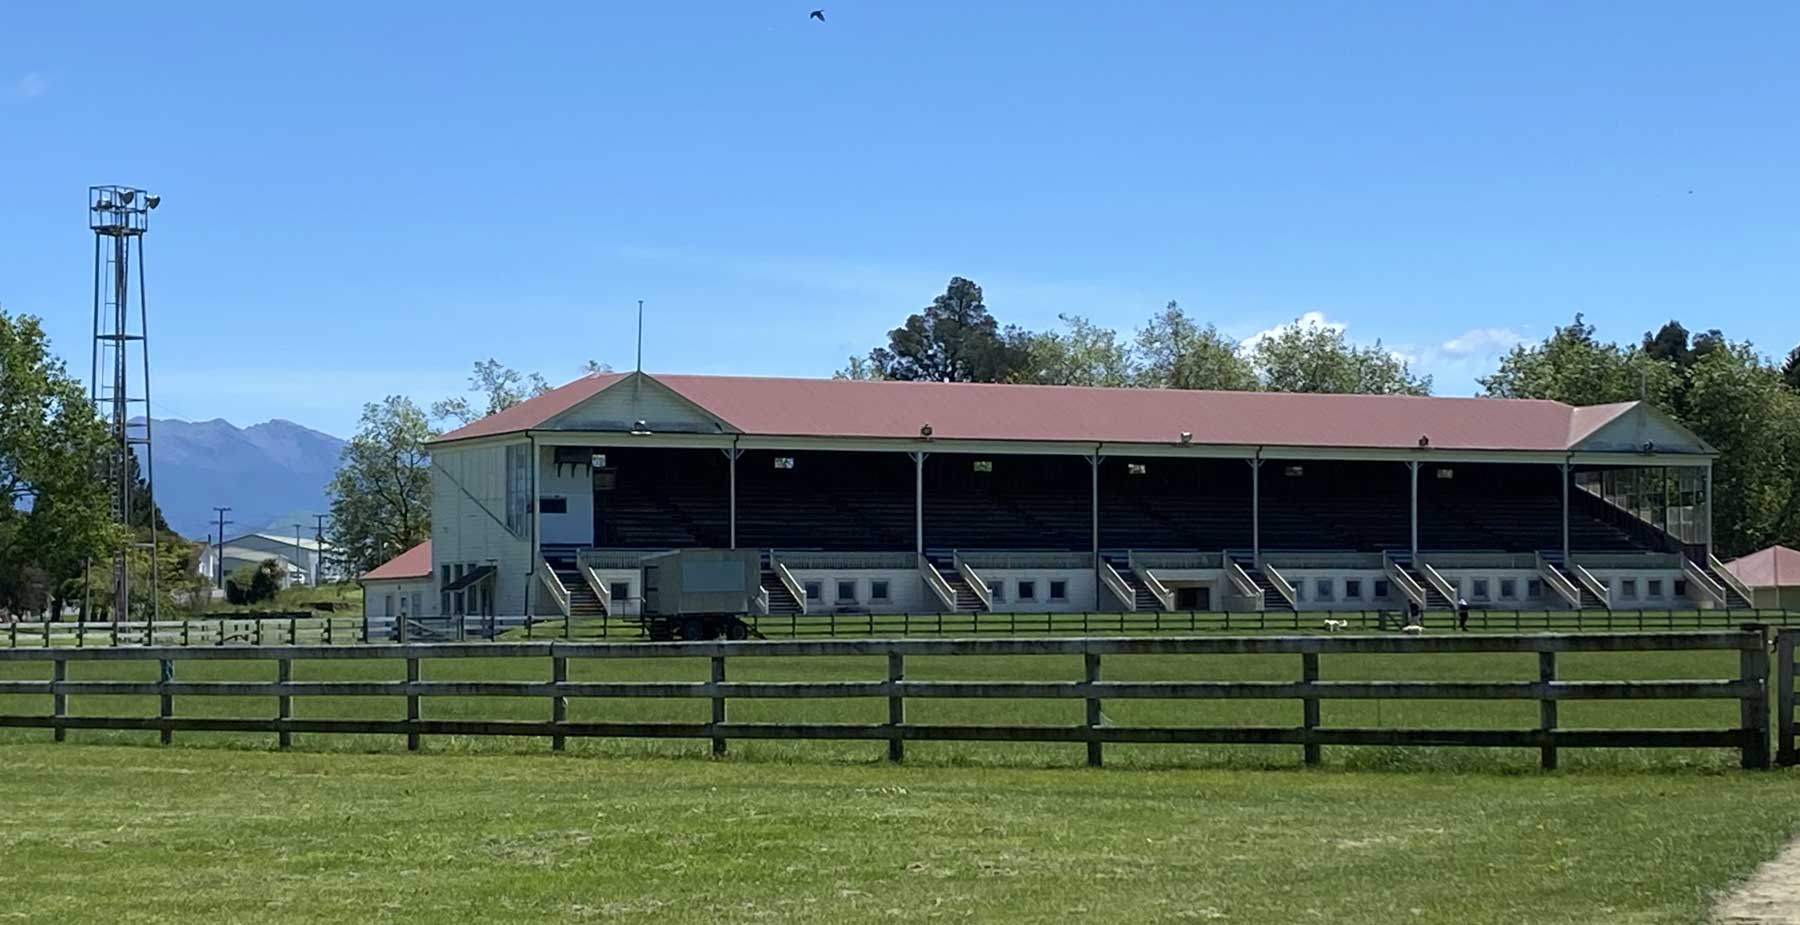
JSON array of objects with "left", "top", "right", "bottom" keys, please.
[{"left": 327, "top": 396, "right": 433, "bottom": 575}]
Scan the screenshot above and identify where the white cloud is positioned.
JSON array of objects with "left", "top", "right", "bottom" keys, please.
[
  {"left": 1438, "top": 327, "right": 1527, "bottom": 358},
  {"left": 1237, "top": 311, "right": 1347, "bottom": 351},
  {"left": 10, "top": 73, "right": 47, "bottom": 99}
]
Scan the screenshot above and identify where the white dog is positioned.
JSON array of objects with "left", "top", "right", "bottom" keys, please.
[
  {"left": 1401, "top": 623, "right": 1425, "bottom": 634},
  {"left": 1322, "top": 619, "right": 1348, "bottom": 632}
]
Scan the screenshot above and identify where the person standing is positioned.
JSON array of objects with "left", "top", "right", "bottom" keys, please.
[{"left": 1456, "top": 597, "right": 1471, "bottom": 632}]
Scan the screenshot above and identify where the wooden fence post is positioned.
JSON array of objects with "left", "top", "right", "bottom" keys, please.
[
  {"left": 710, "top": 655, "right": 727, "bottom": 757},
  {"left": 159, "top": 658, "right": 174, "bottom": 745},
  {"left": 1301, "top": 651, "right": 1321, "bottom": 767},
  {"left": 1538, "top": 651, "right": 1558, "bottom": 770},
  {"left": 1741, "top": 624, "right": 1771, "bottom": 770},
  {"left": 1084, "top": 652, "right": 1103, "bottom": 768},
  {"left": 277, "top": 658, "right": 292, "bottom": 749},
  {"left": 52, "top": 658, "right": 66, "bottom": 743},
  {"left": 887, "top": 652, "right": 905, "bottom": 763},
  {"left": 551, "top": 654, "right": 568, "bottom": 753},
  {"left": 1778, "top": 631, "right": 1796, "bottom": 767},
  {"left": 406, "top": 656, "right": 421, "bottom": 752}
]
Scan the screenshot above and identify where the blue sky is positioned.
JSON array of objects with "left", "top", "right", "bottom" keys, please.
[{"left": 3, "top": 2, "right": 1796, "bottom": 437}]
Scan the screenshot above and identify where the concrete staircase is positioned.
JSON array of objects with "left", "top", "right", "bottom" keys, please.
[{"left": 760, "top": 568, "right": 803, "bottom": 615}]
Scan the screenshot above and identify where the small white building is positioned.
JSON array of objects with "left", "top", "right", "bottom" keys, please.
[{"left": 359, "top": 540, "right": 433, "bottom": 622}]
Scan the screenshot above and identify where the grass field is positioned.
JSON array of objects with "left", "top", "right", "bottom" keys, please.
[
  {"left": 1, "top": 744, "right": 1796, "bottom": 923},
  {"left": 0, "top": 645, "right": 1777, "bottom": 771}
]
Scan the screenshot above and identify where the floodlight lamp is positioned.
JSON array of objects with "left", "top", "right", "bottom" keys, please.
[
  {"left": 1179, "top": 431, "right": 1193, "bottom": 445},
  {"left": 119, "top": 189, "right": 135, "bottom": 205},
  {"left": 145, "top": 194, "right": 161, "bottom": 209},
  {"left": 1418, "top": 435, "right": 1430, "bottom": 448},
  {"left": 920, "top": 423, "right": 934, "bottom": 439},
  {"left": 629, "top": 420, "right": 651, "bottom": 436}
]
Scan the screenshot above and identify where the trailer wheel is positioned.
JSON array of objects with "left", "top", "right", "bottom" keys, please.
[{"left": 724, "top": 618, "right": 750, "bottom": 641}]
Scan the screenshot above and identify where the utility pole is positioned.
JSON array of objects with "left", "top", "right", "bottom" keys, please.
[
  {"left": 313, "top": 513, "right": 330, "bottom": 586},
  {"left": 294, "top": 524, "right": 306, "bottom": 588},
  {"left": 211, "top": 507, "right": 232, "bottom": 590}
]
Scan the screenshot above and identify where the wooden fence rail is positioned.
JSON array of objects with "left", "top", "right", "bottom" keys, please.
[{"left": 0, "top": 629, "right": 1772, "bottom": 769}]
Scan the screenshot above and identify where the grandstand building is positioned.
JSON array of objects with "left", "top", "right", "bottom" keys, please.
[{"left": 409, "top": 371, "right": 1745, "bottom": 623}]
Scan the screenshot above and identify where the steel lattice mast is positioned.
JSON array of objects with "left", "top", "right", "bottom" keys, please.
[{"left": 89, "top": 186, "right": 162, "bottom": 623}]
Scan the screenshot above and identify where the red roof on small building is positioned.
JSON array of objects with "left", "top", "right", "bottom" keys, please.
[
  {"left": 1722, "top": 545, "right": 1800, "bottom": 589},
  {"left": 431, "top": 372, "right": 1668, "bottom": 454},
  {"left": 360, "top": 540, "right": 432, "bottom": 581}
]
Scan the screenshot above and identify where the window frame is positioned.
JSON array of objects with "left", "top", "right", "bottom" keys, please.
[{"left": 1048, "top": 579, "right": 1068, "bottom": 602}]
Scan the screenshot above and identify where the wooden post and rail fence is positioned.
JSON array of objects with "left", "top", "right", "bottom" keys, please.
[{"left": 0, "top": 629, "right": 1781, "bottom": 770}]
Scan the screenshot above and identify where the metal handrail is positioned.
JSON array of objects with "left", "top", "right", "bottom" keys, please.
[
  {"left": 1571, "top": 564, "right": 1612, "bottom": 610},
  {"left": 1418, "top": 562, "right": 1459, "bottom": 604},
  {"left": 1261, "top": 564, "right": 1299, "bottom": 610},
  {"left": 954, "top": 554, "right": 994, "bottom": 612},
  {"left": 1535, "top": 552, "right": 1584, "bottom": 609},
  {"left": 538, "top": 560, "right": 571, "bottom": 618},
  {"left": 1098, "top": 560, "right": 1138, "bottom": 612},
  {"left": 771, "top": 558, "right": 809, "bottom": 615},
  {"left": 1711, "top": 554, "right": 1757, "bottom": 604}
]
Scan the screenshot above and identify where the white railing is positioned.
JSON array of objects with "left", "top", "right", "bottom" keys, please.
[
  {"left": 779, "top": 551, "right": 918, "bottom": 570},
  {"left": 1570, "top": 564, "right": 1612, "bottom": 610},
  {"left": 1383, "top": 556, "right": 1428, "bottom": 609},
  {"left": 954, "top": 555, "right": 994, "bottom": 612},
  {"left": 1422, "top": 552, "right": 1537, "bottom": 570},
  {"left": 920, "top": 564, "right": 958, "bottom": 612},
  {"left": 1711, "top": 554, "right": 1757, "bottom": 605},
  {"left": 1573, "top": 552, "right": 1682, "bottom": 570},
  {"left": 753, "top": 583, "right": 771, "bottom": 615},
  {"left": 577, "top": 549, "right": 664, "bottom": 570},
  {"left": 579, "top": 564, "right": 612, "bottom": 615},
  {"left": 771, "top": 559, "right": 809, "bottom": 615},
  {"left": 1129, "top": 551, "right": 1225, "bottom": 570},
  {"left": 1224, "top": 559, "right": 1261, "bottom": 598},
  {"left": 1262, "top": 552, "right": 1384, "bottom": 570},
  {"left": 1534, "top": 552, "right": 1585, "bottom": 609},
  {"left": 1261, "top": 564, "right": 1299, "bottom": 610},
  {"left": 537, "top": 560, "right": 570, "bottom": 618},
  {"left": 1127, "top": 554, "right": 1177, "bottom": 611},
  {"left": 1681, "top": 557, "right": 1728, "bottom": 609},
  {"left": 956, "top": 551, "right": 1091, "bottom": 569},
  {"left": 1418, "top": 562, "right": 1459, "bottom": 604},
  {"left": 1098, "top": 560, "right": 1138, "bottom": 612}
]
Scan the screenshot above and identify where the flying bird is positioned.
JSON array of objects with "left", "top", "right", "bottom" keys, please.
[{"left": 810, "top": 9, "right": 825, "bottom": 21}]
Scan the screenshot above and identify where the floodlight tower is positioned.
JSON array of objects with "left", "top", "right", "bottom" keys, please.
[{"left": 89, "top": 185, "right": 162, "bottom": 622}]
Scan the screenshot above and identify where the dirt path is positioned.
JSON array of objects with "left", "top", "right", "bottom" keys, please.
[{"left": 1716, "top": 838, "right": 1800, "bottom": 924}]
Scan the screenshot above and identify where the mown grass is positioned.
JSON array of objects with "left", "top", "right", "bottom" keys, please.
[{"left": 0, "top": 744, "right": 1796, "bottom": 923}]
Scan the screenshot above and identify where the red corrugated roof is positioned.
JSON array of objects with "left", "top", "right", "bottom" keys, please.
[
  {"left": 1722, "top": 545, "right": 1800, "bottom": 589},
  {"left": 361, "top": 540, "right": 432, "bottom": 581},
  {"left": 432, "top": 372, "right": 1643, "bottom": 453}
]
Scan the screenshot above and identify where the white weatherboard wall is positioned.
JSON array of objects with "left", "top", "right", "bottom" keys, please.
[
  {"left": 362, "top": 578, "right": 432, "bottom": 619},
  {"left": 538, "top": 447, "right": 595, "bottom": 546},
  {"left": 433, "top": 442, "right": 530, "bottom": 615}
]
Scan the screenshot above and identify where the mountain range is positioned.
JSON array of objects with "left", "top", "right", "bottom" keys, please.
[{"left": 143, "top": 418, "right": 345, "bottom": 540}]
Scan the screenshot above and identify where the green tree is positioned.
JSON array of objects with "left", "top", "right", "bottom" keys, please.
[
  {"left": 1251, "top": 319, "right": 1431, "bottom": 396},
  {"left": 327, "top": 396, "right": 433, "bottom": 575},
  {"left": 1013, "top": 314, "right": 1134, "bottom": 387},
  {"left": 857, "top": 277, "right": 1030, "bottom": 382},
  {"left": 1480, "top": 314, "right": 1676, "bottom": 405},
  {"left": 1782, "top": 344, "right": 1800, "bottom": 392},
  {"left": 831, "top": 354, "right": 887, "bottom": 381},
  {"left": 223, "top": 559, "right": 283, "bottom": 606},
  {"left": 0, "top": 310, "right": 119, "bottom": 616},
  {"left": 432, "top": 359, "right": 552, "bottom": 426},
  {"left": 1131, "top": 301, "right": 1259, "bottom": 391}
]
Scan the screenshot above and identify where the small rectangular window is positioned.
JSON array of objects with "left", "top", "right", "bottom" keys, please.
[
  {"left": 610, "top": 582, "right": 630, "bottom": 603},
  {"left": 590, "top": 452, "right": 607, "bottom": 468},
  {"left": 1674, "top": 579, "right": 1688, "bottom": 597},
  {"left": 836, "top": 580, "right": 857, "bottom": 603},
  {"left": 774, "top": 457, "right": 796, "bottom": 470},
  {"left": 1315, "top": 579, "right": 1333, "bottom": 601},
  {"left": 1500, "top": 579, "right": 1517, "bottom": 600},
  {"left": 987, "top": 580, "right": 1005, "bottom": 604},
  {"left": 1344, "top": 579, "right": 1362, "bottom": 600},
  {"left": 538, "top": 496, "right": 568, "bottom": 514},
  {"left": 1127, "top": 463, "right": 1148, "bottom": 476},
  {"left": 1017, "top": 580, "right": 1036, "bottom": 601},
  {"left": 1647, "top": 579, "right": 1663, "bottom": 597},
  {"left": 972, "top": 460, "right": 993, "bottom": 473},
  {"left": 1373, "top": 579, "right": 1390, "bottom": 599},
  {"left": 1436, "top": 468, "right": 1454, "bottom": 479},
  {"left": 870, "top": 580, "right": 890, "bottom": 602},
  {"left": 1049, "top": 580, "right": 1068, "bottom": 602},
  {"left": 804, "top": 581, "right": 822, "bottom": 602},
  {"left": 1620, "top": 579, "right": 1637, "bottom": 600},
  {"left": 1472, "top": 578, "right": 1490, "bottom": 601},
  {"left": 1285, "top": 465, "right": 1305, "bottom": 478},
  {"left": 1528, "top": 579, "right": 1544, "bottom": 599}
]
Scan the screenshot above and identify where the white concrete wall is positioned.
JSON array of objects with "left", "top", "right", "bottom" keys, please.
[
  {"left": 362, "top": 578, "right": 433, "bottom": 619},
  {"left": 432, "top": 441, "right": 531, "bottom": 615},
  {"left": 1587, "top": 569, "right": 1687, "bottom": 608},
  {"left": 538, "top": 446, "right": 595, "bottom": 547},
  {"left": 589, "top": 567, "right": 643, "bottom": 617},
  {"left": 1280, "top": 569, "right": 1407, "bottom": 611},
  {"left": 975, "top": 569, "right": 1097, "bottom": 613},
  {"left": 788, "top": 569, "right": 933, "bottom": 613}
]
